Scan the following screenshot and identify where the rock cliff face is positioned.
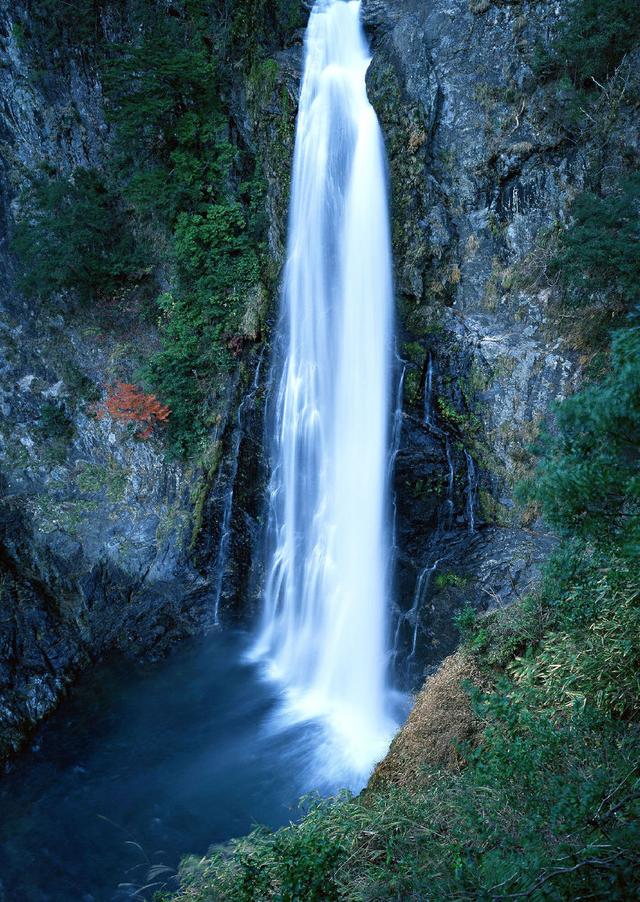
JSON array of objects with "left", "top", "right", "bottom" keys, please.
[
  {"left": 0, "top": 1, "right": 298, "bottom": 761},
  {"left": 0, "top": 1, "right": 205, "bottom": 758},
  {"left": 362, "top": 0, "right": 638, "bottom": 681},
  {"left": 1, "top": 0, "right": 637, "bottom": 758}
]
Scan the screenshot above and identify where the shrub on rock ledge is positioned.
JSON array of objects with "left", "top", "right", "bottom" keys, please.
[{"left": 97, "top": 382, "right": 171, "bottom": 440}]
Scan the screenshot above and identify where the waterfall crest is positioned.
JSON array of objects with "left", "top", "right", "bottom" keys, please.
[{"left": 252, "top": 0, "right": 396, "bottom": 780}]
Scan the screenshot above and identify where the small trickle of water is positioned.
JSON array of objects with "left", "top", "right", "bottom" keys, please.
[
  {"left": 438, "top": 436, "right": 456, "bottom": 532},
  {"left": 423, "top": 353, "right": 435, "bottom": 426},
  {"left": 464, "top": 449, "right": 478, "bottom": 534},
  {"left": 407, "top": 558, "right": 440, "bottom": 661},
  {"left": 251, "top": 0, "right": 396, "bottom": 784},
  {"left": 212, "top": 355, "right": 263, "bottom": 625}
]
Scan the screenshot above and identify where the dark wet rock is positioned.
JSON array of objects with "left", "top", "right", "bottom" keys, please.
[
  {"left": 368, "top": 0, "right": 639, "bottom": 688},
  {"left": 0, "top": 0, "right": 638, "bottom": 753},
  {"left": 0, "top": 0, "right": 275, "bottom": 761}
]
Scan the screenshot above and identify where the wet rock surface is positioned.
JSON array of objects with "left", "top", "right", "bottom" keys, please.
[
  {"left": 365, "top": 0, "right": 638, "bottom": 686},
  {"left": 1, "top": 0, "right": 638, "bottom": 752},
  {"left": 0, "top": 1, "right": 276, "bottom": 761}
]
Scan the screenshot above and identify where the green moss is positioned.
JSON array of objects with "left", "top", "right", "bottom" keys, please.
[
  {"left": 403, "top": 370, "right": 421, "bottom": 407},
  {"left": 10, "top": 21, "right": 27, "bottom": 49},
  {"left": 434, "top": 571, "right": 470, "bottom": 590},
  {"left": 490, "top": 353, "right": 517, "bottom": 382},
  {"left": 189, "top": 440, "right": 224, "bottom": 553},
  {"left": 460, "top": 360, "right": 490, "bottom": 407},
  {"left": 478, "top": 488, "right": 512, "bottom": 527},
  {"left": 75, "top": 462, "right": 128, "bottom": 502},
  {"left": 436, "top": 397, "right": 481, "bottom": 436},
  {"left": 30, "top": 494, "right": 100, "bottom": 535},
  {"left": 402, "top": 341, "right": 426, "bottom": 366}
]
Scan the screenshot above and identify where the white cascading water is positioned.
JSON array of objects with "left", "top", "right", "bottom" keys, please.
[{"left": 252, "top": 0, "right": 395, "bottom": 781}]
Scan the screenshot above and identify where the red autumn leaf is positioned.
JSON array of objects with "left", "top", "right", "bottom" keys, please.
[{"left": 100, "top": 382, "right": 171, "bottom": 440}]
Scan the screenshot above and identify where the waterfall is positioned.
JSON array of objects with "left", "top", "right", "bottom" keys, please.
[
  {"left": 440, "top": 436, "right": 455, "bottom": 532},
  {"left": 212, "top": 355, "right": 264, "bottom": 625},
  {"left": 423, "top": 353, "right": 435, "bottom": 426},
  {"left": 464, "top": 449, "right": 478, "bottom": 534},
  {"left": 252, "top": 0, "right": 395, "bottom": 780}
]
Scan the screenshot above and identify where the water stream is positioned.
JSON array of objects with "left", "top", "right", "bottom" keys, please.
[
  {"left": 0, "top": 4, "right": 402, "bottom": 897},
  {"left": 251, "top": 0, "right": 397, "bottom": 782},
  {"left": 423, "top": 353, "right": 435, "bottom": 427},
  {"left": 464, "top": 449, "right": 478, "bottom": 534},
  {"left": 212, "top": 354, "right": 264, "bottom": 624}
]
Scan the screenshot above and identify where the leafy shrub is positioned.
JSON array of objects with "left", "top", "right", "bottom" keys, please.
[
  {"left": 103, "top": 10, "right": 222, "bottom": 183},
  {"left": 14, "top": 0, "right": 277, "bottom": 457},
  {"left": 172, "top": 703, "right": 640, "bottom": 901},
  {"left": 101, "top": 1, "right": 267, "bottom": 454},
  {"left": 552, "top": 174, "right": 640, "bottom": 322},
  {"left": 39, "top": 400, "right": 74, "bottom": 440},
  {"left": 536, "top": 0, "right": 640, "bottom": 90},
  {"left": 142, "top": 195, "right": 262, "bottom": 455},
  {"left": 96, "top": 382, "right": 171, "bottom": 439},
  {"left": 37, "top": 400, "right": 75, "bottom": 463},
  {"left": 435, "top": 572, "right": 469, "bottom": 590},
  {"left": 21, "top": 0, "right": 116, "bottom": 53},
  {"left": 520, "top": 321, "right": 640, "bottom": 552},
  {"left": 227, "top": 0, "right": 306, "bottom": 58},
  {"left": 12, "top": 168, "right": 142, "bottom": 302},
  {"left": 511, "top": 592, "right": 640, "bottom": 718}
]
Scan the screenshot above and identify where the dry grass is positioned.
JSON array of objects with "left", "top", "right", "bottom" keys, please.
[{"left": 369, "top": 651, "right": 486, "bottom": 790}]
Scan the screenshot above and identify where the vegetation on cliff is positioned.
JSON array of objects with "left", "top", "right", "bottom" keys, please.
[
  {"left": 12, "top": 0, "right": 301, "bottom": 456},
  {"left": 161, "top": 2, "right": 640, "bottom": 896},
  {"left": 165, "top": 318, "right": 640, "bottom": 899},
  {"left": 5, "top": 0, "right": 639, "bottom": 896}
]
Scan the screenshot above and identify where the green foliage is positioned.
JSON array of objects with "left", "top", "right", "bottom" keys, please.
[
  {"left": 12, "top": 168, "right": 142, "bottom": 302},
  {"left": 225, "top": 0, "right": 306, "bottom": 59},
  {"left": 142, "top": 190, "right": 263, "bottom": 455},
  {"left": 101, "top": 1, "right": 268, "bottom": 455},
  {"left": 13, "top": 0, "right": 286, "bottom": 457},
  {"left": 176, "top": 796, "right": 348, "bottom": 902},
  {"left": 520, "top": 321, "right": 640, "bottom": 551},
  {"left": 536, "top": 0, "right": 640, "bottom": 90},
  {"left": 59, "top": 359, "right": 100, "bottom": 404},
  {"left": 76, "top": 461, "right": 128, "bottom": 502},
  {"left": 104, "top": 7, "right": 222, "bottom": 182},
  {"left": 22, "top": 0, "right": 116, "bottom": 52},
  {"left": 553, "top": 175, "right": 640, "bottom": 323},
  {"left": 435, "top": 571, "right": 469, "bottom": 590},
  {"left": 436, "top": 397, "right": 473, "bottom": 432},
  {"left": 512, "top": 592, "right": 640, "bottom": 718},
  {"left": 37, "top": 400, "right": 75, "bottom": 463},
  {"left": 39, "top": 400, "right": 74, "bottom": 440},
  {"left": 173, "top": 706, "right": 640, "bottom": 900}
]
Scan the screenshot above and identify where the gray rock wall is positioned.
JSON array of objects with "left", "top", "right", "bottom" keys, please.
[
  {"left": 1, "top": 0, "right": 638, "bottom": 751},
  {"left": 0, "top": 1, "right": 290, "bottom": 760},
  {"left": 363, "top": 0, "right": 639, "bottom": 681}
]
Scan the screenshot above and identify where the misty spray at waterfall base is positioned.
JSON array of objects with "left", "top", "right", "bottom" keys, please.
[{"left": 250, "top": 0, "right": 400, "bottom": 784}]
